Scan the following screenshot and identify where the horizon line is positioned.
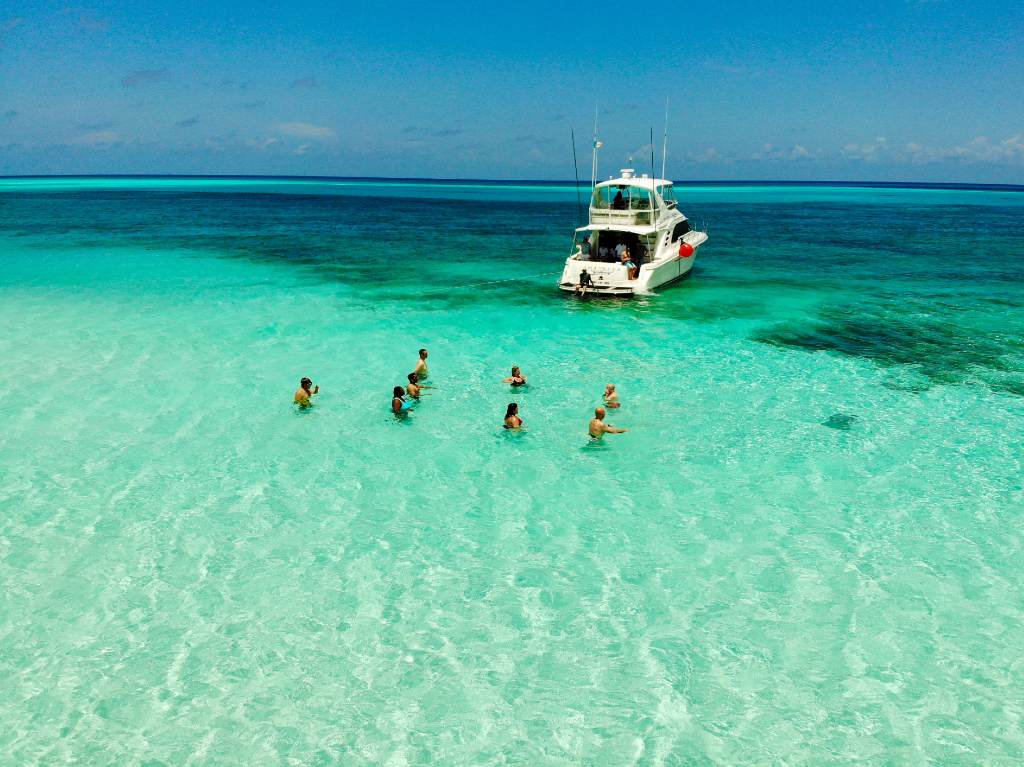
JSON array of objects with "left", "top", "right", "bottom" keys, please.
[{"left": 1, "top": 174, "right": 1022, "bottom": 192}]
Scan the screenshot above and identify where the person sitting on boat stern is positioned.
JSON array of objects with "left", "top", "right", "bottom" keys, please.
[
  {"left": 622, "top": 247, "right": 638, "bottom": 280},
  {"left": 504, "top": 403, "right": 523, "bottom": 430},
  {"left": 574, "top": 268, "right": 594, "bottom": 297},
  {"left": 294, "top": 377, "right": 319, "bottom": 407},
  {"left": 503, "top": 366, "right": 527, "bottom": 387},
  {"left": 392, "top": 386, "right": 414, "bottom": 415}
]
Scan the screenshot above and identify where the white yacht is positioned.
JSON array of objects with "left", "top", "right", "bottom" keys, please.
[{"left": 558, "top": 168, "right": 708, "bottom": 296}]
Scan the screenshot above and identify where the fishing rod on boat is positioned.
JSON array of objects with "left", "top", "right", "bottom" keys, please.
[
  {"left": 661, "top": 97, "right": 669, "bottom": 183},
  {"left": 571, "top": 128, "right": 583, "bottom": 228},
  {"left": 650, "top": 126, "right": 657, "bottom": 224}
]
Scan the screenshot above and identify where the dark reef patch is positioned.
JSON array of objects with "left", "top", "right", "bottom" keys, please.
[
  {"left": 822, "top": 413, "right": 857, "bottom": 430},
  {"left": 755, "top": 301, "right": 1024, "bottom": 396}
]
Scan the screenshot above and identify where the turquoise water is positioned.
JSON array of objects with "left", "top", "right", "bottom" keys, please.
[{"left": 1, "top": 178, "right": 1023, "bottom": 764}]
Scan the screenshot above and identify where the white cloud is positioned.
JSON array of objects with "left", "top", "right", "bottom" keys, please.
[
  {"left": 841, "top": 136, "right": 888, "bottom": 162},
  {"left": 293, "top": 143, "right": 311, "bottom": 155},
  {"left": 276, "top": 122, "right": 334, "bottom": 139},
  {"left": 69, "top": 130, "right": 119, "bottom": 146},
  {"left": 751, "top": 142, "right": 819, "bottom": 161},
  {"left": 834, "top": 134, "right": 1024, "bottom": 166},
  {"left": 903, "top": 134, "right": 1024, "bottom": 164},
  {"left": 687, "top": 147, "right": 722, "bottom": 163},
  {"left": 121, "top": 69, "right": 166, "bottom": 88},
  {"left": 244, "top": 137, "right": 280, "bottom": 150}
]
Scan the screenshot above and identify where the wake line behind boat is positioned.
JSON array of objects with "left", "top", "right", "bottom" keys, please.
[{"left": 559, "top": 168, "right": 708, "bottom": 296}]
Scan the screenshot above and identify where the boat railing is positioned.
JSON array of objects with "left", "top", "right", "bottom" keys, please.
[{"left": 589, "top": 208, "right": 653, "bottom": 226}]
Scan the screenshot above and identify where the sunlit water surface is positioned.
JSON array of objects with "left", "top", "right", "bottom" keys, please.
[{"left": 1, "top": 178, "right": 1023, "bottom": 764}]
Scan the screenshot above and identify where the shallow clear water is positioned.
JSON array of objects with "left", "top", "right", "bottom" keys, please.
[{"left": 1, "top": 178, "right": 1023, "bottom": 764}]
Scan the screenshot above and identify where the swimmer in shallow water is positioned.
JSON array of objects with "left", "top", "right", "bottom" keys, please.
[
  {"left": 603, "top": 383, "right": 620, "bottom": 409},
  {"left": 294, "top": 377, "right": 319, "bottom": 407},
  {"left": 414, "top": 348, "right": 429, "bottom": 380},
  {"left": 406, "top": 372, "right": 424, "bottom": 399},
  {"left": 589, "top": 406, "right": 627, "bottom": 439},
  {"left": 392, "top": 385, "right": 414, "bottom": 415},
  {"left": 503, "top": 402, "right": 523, "bottom": 430},
  {"left": 502, "top": 365, "right": 527, "bottom": 387}
]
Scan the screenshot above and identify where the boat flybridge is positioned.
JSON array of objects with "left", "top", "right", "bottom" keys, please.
[{"left": 559, "top": 169, "right": 708, "bottom": 296}]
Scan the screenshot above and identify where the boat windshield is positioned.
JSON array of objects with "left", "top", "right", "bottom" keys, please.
[{"left": 591, "top": 185, "right": 655, "bottom": 211}]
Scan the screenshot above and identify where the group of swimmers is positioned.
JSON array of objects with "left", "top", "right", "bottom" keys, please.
[
  {"left": 294, "top": 348, "right": 629, "bottom": 439},
  {"left": 391, "top": 348, "right": 432, "bottom": 414}
]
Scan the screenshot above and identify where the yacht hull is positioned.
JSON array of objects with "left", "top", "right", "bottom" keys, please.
[{"left": 558, "top": 233, "right": 707, "bottom": 296}]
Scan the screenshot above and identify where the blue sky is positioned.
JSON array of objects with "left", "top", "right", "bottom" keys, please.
[{"left": 1, "top": 1, "right": 1022, "bottom": 182}]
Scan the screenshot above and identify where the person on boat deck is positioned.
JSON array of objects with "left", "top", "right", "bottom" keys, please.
[
  {"left": 598, "top": 245, "right": 610, "bottom": 261},
  {"left": 392, "top": 385, "right": 414, "bottom": 415},
  {"left": 503, "top": 366, "right": 527, "bottom": 387},
  {"left": 574, "top": 268, "right": 594, "bottom": 297},
  {"left": 414, "top": 348, "right": 429, "bottom": 380},
  {"left": 622, "top": 247, "right": 638, "bottom": 280},
  {"left": 406, "top": 372, "right": 424, "bottom": 399},
  {"left": 504, "top": 403, "right": 523, "bottom": 430},
  {"left": 604, "top": 384, "right": 620, "bottom": 409},
  {"left": 580, "top": 236, "right": 591, "bottom": 257},
  {"left": 614, "top": 241, "right": 626, "bottom": 259},
  {"left": 590, "top": 406, "right": 627, "bottom": 439},
  {"left": 612, "top": 188, "right": 626, "bottom": 210},
  {"left": 294, "top": 377, "right": 319, "bottom": 407}
]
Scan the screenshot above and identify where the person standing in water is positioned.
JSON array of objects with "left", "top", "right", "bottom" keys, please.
[
  {"left": 392, "top": 386, "right": 414, "bottom": 415},
  {"left": 407, "top": 372, "right": 427, "bottom": 399},
  {"left": 294, "top": 377, "right": 319, "bottom": 407},
  {"left": 589, "top": 406, "right": 627, "bottom": 438},
  {"left": 603, "top": 384, "right": 620, "bottom": 409},
  {"left": 504, "top": 403, "right": 523, "bottom": 430},
  {"left": 502, "top": 365, "right": 527, "bottom": 387},
  {"left": 414, "top": 348, "right": 429, "bottom": 380}
]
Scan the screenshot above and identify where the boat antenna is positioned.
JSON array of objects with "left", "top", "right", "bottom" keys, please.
[
  {"left": 650, "top": 126, "right": 657, "bottom": 223},
  {"left": 590, "top": 102, "right": 600, "bottom": 191},
  {"left": 650, "top": 126, "right": 656, "bottom": 178},
  {"left": 661, "top": 97, "right": 669, "bottom": 182},
  {"left": 570, "top": 127, "right": 583, "bottom": 227}
]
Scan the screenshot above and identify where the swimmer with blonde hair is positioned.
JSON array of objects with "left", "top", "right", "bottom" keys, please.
[
  {"left": 603, "top": 384, "right": 620, "bottom": 409},
  {"left": 503, "top": 365, "right": 527, "bottom": 387}
]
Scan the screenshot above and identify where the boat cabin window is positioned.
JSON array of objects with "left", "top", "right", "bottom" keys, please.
[
  {"left": 591, "top": 185, "right": 655, "bottom": 211},
  {"left": 660, "top": 185, "right": 677, "bottom": 207},
  {"left": 671, "top": 220, "right": 691, "bottom": 240}
]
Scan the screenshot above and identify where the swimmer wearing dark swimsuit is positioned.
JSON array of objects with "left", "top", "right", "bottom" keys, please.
[{"left": 503, "top": 365, "right": 527, "bottom": 387}]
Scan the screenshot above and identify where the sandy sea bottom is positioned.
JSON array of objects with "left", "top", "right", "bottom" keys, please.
[{"left": 1, "top": 181, "right": 1023, "bottom": 764}]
